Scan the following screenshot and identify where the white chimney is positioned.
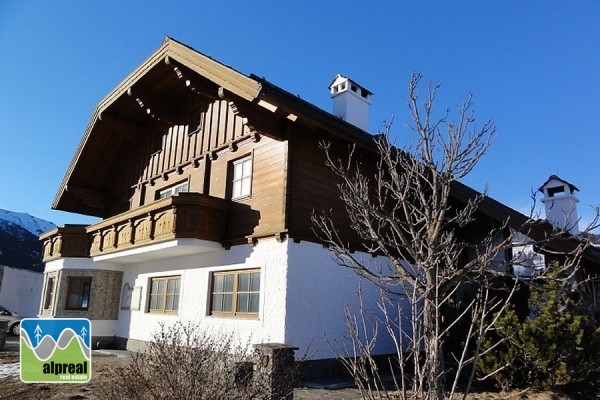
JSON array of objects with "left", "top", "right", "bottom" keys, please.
[
  {"left": 539, "top": 175, "right": 580, "bottom": 234},
  {"left": 329, "top": 74, "right": 372, "bottom": 132}
]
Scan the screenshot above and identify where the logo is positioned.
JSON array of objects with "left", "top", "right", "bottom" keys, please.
[{"left": 20, "top": 318, "right": 91, "bottom": 383}]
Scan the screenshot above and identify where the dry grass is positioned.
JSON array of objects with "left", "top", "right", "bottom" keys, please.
[
  {"left": 0, "top": 350, "right": 129, "bottom": 400},
  {"left": 0, "top": 350, "right": 587, "bottom": 400}
]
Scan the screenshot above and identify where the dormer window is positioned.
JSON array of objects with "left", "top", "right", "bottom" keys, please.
[{"left": 157, "top": 181, "right": 189, "bottom": 200}]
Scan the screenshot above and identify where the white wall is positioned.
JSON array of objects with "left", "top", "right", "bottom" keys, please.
[
  {"left": 0, "top": 266, "right": 43, "bottom": 317},
  {"left": 285, "top": 241, "right": 407, "bottom": 360},
  {"left": 111, "top": 238, "right": 407, "bottom": 361},
  {"left": 43, "top": 238, "right": 409, "bottom": 361},
  {"left": 115, "top": 238, "right": 289, "bottom": 350}
]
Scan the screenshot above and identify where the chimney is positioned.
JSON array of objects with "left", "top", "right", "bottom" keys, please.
[
  {"left": 329, "top": 74, "right": 372, "bottom": 132},
  {"left": 539, "top": 175, "right": 580, "bottom": 234}
]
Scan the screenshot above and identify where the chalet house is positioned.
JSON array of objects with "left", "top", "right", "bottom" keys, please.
[{"left": 39, "top": 38, "right": 599, "bottom": 370}]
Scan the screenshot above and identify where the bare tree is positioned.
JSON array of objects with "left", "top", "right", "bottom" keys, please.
[{"left": 313, "top": 72, "right": 523, "bottom": 399}]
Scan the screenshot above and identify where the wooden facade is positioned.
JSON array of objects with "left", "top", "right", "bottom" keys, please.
[{"left": 42, "top": 37, "right": 561, "bottom": 264}]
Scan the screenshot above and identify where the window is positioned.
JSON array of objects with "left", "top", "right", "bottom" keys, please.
[
  {"left": 44, "top": 277, "right": 55, "bottom": 309},
  {"left": 148, "top": 276, "right": 181, "bottom": 313},
  {"left": 210, "top": 269, "right": 260, "bottom": 317},
  {"left": 231, "top": 156, "right": 252, "bottom": 199},
  {"left": 65, "top": 277, "right": 92, "bottom": 310},
  {"left": 547, "top": 186, "right": 565, "bottom": 197},
  {"left": 157, "top": 181, "right": 189, "bottom": 200}
]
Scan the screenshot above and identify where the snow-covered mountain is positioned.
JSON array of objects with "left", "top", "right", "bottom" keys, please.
[
  {"left": 0, "top": 209, "right": 56, "bottom": 272},
  {"left": 0, "top": 209, "right": 55, "bottom": 236}
]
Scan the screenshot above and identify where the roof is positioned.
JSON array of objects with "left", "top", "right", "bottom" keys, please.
[
  {"left": 328, "top": 74, "right": 374, "bottom": 96},
  {"left": 538, "top": 174, "right": 579, "bottom": 193}
]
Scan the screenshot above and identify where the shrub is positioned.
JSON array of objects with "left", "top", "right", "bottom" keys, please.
[
  {"left": 478, "top": 269, "right": 600, "bottom": 392},
  {"left": 102, "top": 322, "right": 296, "bottom": 400}
]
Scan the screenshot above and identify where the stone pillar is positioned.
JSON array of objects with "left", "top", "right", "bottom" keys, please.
[
  {"left": 0, "top": 321, "right": 8, "bottom": 351},
  {"left": 253, "top": 343, "right": 299, "bottom": 400}
]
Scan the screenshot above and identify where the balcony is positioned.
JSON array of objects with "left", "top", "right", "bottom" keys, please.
[
  {"left": 41, "top": 193, "right": 230, "bottom": 262},
  {"left": 40, "top": 225, "right": 89, "bottom": 261}
]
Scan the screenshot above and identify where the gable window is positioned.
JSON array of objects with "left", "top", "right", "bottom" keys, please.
[
  {"left": 65, "top": 277, "right": 92, "bottom": 310},
  {"left": 148, "top": 276, "right": 181, "bottom": 313},
  {"left": 231, "top": 156, "right": 252, "bottom": 200},
  {"left": 210, "top": 269, "right": 260, "bottom": 318},
  {"left": 157, "top": 181, "right": 189, "bottom": 200}
]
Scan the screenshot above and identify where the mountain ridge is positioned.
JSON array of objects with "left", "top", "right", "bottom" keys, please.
[{"left": 0, "top": 209, "right": 56, "bottom": 272}]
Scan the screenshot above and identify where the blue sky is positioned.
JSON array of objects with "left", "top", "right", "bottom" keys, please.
[{"left": 1, "top": 1, "right": 599, "bottom": 229}]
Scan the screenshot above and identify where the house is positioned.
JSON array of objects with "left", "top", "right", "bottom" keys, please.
[
  {"left": 38, "top": 38, "right": 599, "bottom": 374},
  {"left": 0, "top": 265, "right": 43, "bottom": 318}
]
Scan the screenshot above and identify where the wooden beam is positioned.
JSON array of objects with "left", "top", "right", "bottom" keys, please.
[
  {"left": 126, "top": 87, "right": 177, "bottom": 125},
  {"left": 65, "top": 185, "right": 110, "bottom": 209},
  {"left": 217, "top": 87, "right": 285, "bottom": 140},
  {"left": 97, "top": 113, "right": 145, "bottom": 140},
  {"left": 164, "top": 56, "right": 219, "bottom": 100}
]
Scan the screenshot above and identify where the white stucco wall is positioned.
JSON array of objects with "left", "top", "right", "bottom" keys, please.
[
  {"left": 115, "top": 238, "right": 289, "bottom": 350},
  {"left": 285, "top": 241, "right": 405, "bottom": 360},
  {"left": 45, "top": 237, "right": 408, "bottom": 361},
  {"left": 0, "top": 266, "right": 43, "bottom": 317}
]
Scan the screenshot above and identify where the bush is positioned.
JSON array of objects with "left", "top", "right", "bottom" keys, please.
[
  {"left": 102, "top": 322, "right": 296, "bottom": 400},
  {"left": 478, "top": 269, "right": 600, "bottom": 392}
]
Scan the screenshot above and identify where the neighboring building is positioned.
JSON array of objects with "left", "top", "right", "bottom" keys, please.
[
  {"left": 512, "top": 175, "right": 600, "bottom": 321},
  {"left": 0, "top": 265, "right": 43, "bottom": 317},
  {"left": 38, "top": 38, "right": 599, "bottom": 371},
  {"left": 539, "top": 175, "right": 581, "bottom": 235}
]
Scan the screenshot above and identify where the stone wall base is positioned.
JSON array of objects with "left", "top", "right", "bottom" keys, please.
[
  {"left": 298, "top": 353, "right": 398, "bottom": 381},
  {"left": 92, "top": 335, "right": 118, "bottom": 350}
]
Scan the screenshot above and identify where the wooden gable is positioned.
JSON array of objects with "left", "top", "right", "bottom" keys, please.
[{"left": 52, "top": 38, "right": 281, "bottom": 217}]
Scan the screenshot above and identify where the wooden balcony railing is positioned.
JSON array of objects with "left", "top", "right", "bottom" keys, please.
[
  {"left": 40, "top": 193, "right": 230, "bottom": 262},
  {"left": 40, "top": 225, "right": 89, "bottom": 261}
]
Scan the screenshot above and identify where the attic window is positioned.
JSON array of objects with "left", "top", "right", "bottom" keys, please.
[
  {"left": 157, "top": 181, "right": 189, "bottom": 200},
  {"left": 547, "top": 186, "right": 565, "bottom": 197}
]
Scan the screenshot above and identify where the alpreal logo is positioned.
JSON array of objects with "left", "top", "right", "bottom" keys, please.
[{"left": 20, "top": 318, "right": 91, "bottom": 383}]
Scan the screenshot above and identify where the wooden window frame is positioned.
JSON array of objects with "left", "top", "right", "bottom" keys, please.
[
  {"left": 230, "top": 155, "right": 253, "bottom": 200},
  {"left": 148, "top": 275, "right": 181, "bottom": 314},
  {"left": 65, "top": 277, "right": 92, "bottom": 311},
  {"left": 209, "top": 269, "right": 260, "bottom": 318}
]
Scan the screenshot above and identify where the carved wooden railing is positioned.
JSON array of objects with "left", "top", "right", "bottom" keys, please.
[
  {"left": 40, "top": 193, "right": 230, "bottom": 261},
  {"left": 40, "top": 225, "right": 89, "bottom": 261}
]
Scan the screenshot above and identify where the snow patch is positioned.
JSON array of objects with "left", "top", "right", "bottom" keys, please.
[{"left": 0, "top": 362, "right": 20, "bottom": 378}]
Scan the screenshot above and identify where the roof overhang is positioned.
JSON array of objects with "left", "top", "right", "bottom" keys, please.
[{"left": 52, "top": 37, "right": 263, "bottom": 215}]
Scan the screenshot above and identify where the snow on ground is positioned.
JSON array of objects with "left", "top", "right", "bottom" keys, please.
[{"left": 0, "top": 361, "right": 20, "bottom": 378}]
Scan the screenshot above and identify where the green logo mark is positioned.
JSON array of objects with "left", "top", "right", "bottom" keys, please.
[{"left": 20, "top": 318, "right": 91, "bottom": 383}]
